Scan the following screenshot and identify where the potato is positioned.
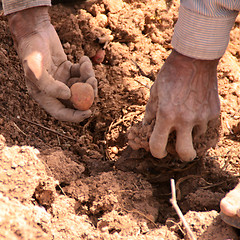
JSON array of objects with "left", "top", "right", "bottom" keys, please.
[
  {"left": 92, "top": 48, "right": 105, "bottom": 64},
  {"left": 70, "top": 82, "right": 94, "bottom": 111}
]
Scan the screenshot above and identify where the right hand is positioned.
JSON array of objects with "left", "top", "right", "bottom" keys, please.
[
  {"left": 8, "top": 6, "right": 97, "bottom": 122},
  {"left": 129, "top": 50, "right": 220, "bottom": 161}
]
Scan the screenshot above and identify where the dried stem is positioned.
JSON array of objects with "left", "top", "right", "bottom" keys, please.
[
  {"left": 17, "top": 116, "right": 75, "bottom": 141},
  {"left": 170, "top": 179, "right": 197, "bottom": 240}
]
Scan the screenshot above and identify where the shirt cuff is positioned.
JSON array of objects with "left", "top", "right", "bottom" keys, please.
[
  {"left": 3, "top": 0, "right": 51, "bottom": 15},
  {"left": 172, "top": 5, "right": 238, "bottom": 60}
]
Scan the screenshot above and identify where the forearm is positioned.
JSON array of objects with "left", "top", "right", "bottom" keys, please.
[
  {"left": 2, "top": 0, "right": 51, "bottom": 15},
  {"left": 172, "top": 1, "right": 240, "bottom": 60}
]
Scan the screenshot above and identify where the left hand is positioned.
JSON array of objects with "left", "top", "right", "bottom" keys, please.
[{"left": 8, "top": 6, "right": 97, "bottom": 122}]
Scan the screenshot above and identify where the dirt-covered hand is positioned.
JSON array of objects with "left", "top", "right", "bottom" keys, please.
[
  {"left": 129, "top": 50, "right": 220, "bottom": 161},
  {"left": 8, "top": 7, "right": 97, "bottom": 122}
]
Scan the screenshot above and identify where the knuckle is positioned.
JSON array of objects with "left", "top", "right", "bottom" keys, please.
[
  {"left": 158, "top": 106, "right": 175, "bottom": 122},
  {"left": 182, "top": 112, "right": 195, "bottom": 124}
]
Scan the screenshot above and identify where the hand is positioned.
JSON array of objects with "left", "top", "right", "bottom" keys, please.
[
  {"left": 129, "top": 50, "right": 220, "bottom": 161},
  {"left": 8, "top": 7, "right": 97, "bottom": 122},
  {"left": 220, "top": 182, "right": 240, "bottom": 229}
]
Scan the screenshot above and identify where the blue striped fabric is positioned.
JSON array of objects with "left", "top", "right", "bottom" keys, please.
[
  {"left": 172, "top": 1, "right": 240, "bottom": 59},
  {"left": 2, "top": 0, "right": 51, "bottom": 15}
]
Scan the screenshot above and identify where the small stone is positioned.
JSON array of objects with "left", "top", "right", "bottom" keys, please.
[
  {"left": 11, "top": 161, "right": 18, "bottom": 169},
  {"left": 96, "top": 14, "right": 108, "bottom": 27},
  {"left": 111, "top": 146, "right": 118, "bottom": 154}
]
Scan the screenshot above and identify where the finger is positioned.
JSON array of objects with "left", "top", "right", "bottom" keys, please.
[
  {"left": 34, "top": 92, "right": 92, "bottom": 122},
  {"left": 23, "top": 58, "right": 71, "bottom": 100},
  {"left": 193, "top": 122, "right": 208, "bottom": 139},
  {"left": 53, "top": 105, "right": 92, "bottom": 122},
  {"left": 149, "top": 117, "right": 171, "bottom": 159},
  {"left": 67, "top": 76, "right": 98, "bottom": 97},
  {"left": 53, "top": 60, "right": 72, "bottom": 84},
  {"left": 79, "top": 59, "right": 95, "bottom": 82},
  {"left": 86, "top": 77, "right": 98, "bottom": 97},
  {"left": 70, "top": 64, "right": 80, "bottom": 77},
  {"left": 79, "top": 55, "right": 91, "bottom": 65},
  {"left": 143, "top": 83, "right": 158, "bottom": 125},
  {"left": 209, "top": 81, "right": 221, "bottom": 120},
  {"left": 70, "top": 56, "right": 95, "bottom": 79},
  {"left": 220, "top": 198, "right": 237, "bottom": 217},
  {"left": 175, "top": 126, "right": 196, "bottom": 161}
]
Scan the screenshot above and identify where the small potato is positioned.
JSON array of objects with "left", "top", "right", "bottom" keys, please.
[
  {"left": 92, "top": 48, "right": 106, "bottom": 64},
  {"left": 70, "top": 82, "right": 94, "bottom": 111}
]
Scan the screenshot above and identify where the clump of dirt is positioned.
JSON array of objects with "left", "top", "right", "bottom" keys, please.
[
  {"left": 0, "top": 0, "right": 240, "bottom": 239},
  {"left": 127, "top": 117, "right": 221, "bottom": 160}
]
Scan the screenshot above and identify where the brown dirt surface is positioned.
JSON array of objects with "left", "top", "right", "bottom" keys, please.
[{"left": 0, "top": 0, "right": 240, "bottom": 239}]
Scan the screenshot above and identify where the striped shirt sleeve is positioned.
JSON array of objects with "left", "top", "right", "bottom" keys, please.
[
  {"left": 172, "top": 0, "right": 240, "bottom": 60},
  {"left": 2, "top": 0, "right": 51, "bottom": 15}
]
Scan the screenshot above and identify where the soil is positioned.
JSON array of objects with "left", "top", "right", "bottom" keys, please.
[{"left": 0, "top": 0, "right": 240, "bottom": 239}]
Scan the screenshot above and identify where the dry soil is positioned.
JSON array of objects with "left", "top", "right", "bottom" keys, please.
[{"left": 0, "top": 0, "right": 240, "bottom": 239}]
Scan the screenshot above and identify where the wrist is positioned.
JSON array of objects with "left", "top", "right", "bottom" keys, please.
[
  {"left": 171, "top": 49, "right": 220, "bottom": 65},
  {"left": 8, "top": 6, "right": 51, "bottom": 44}
]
